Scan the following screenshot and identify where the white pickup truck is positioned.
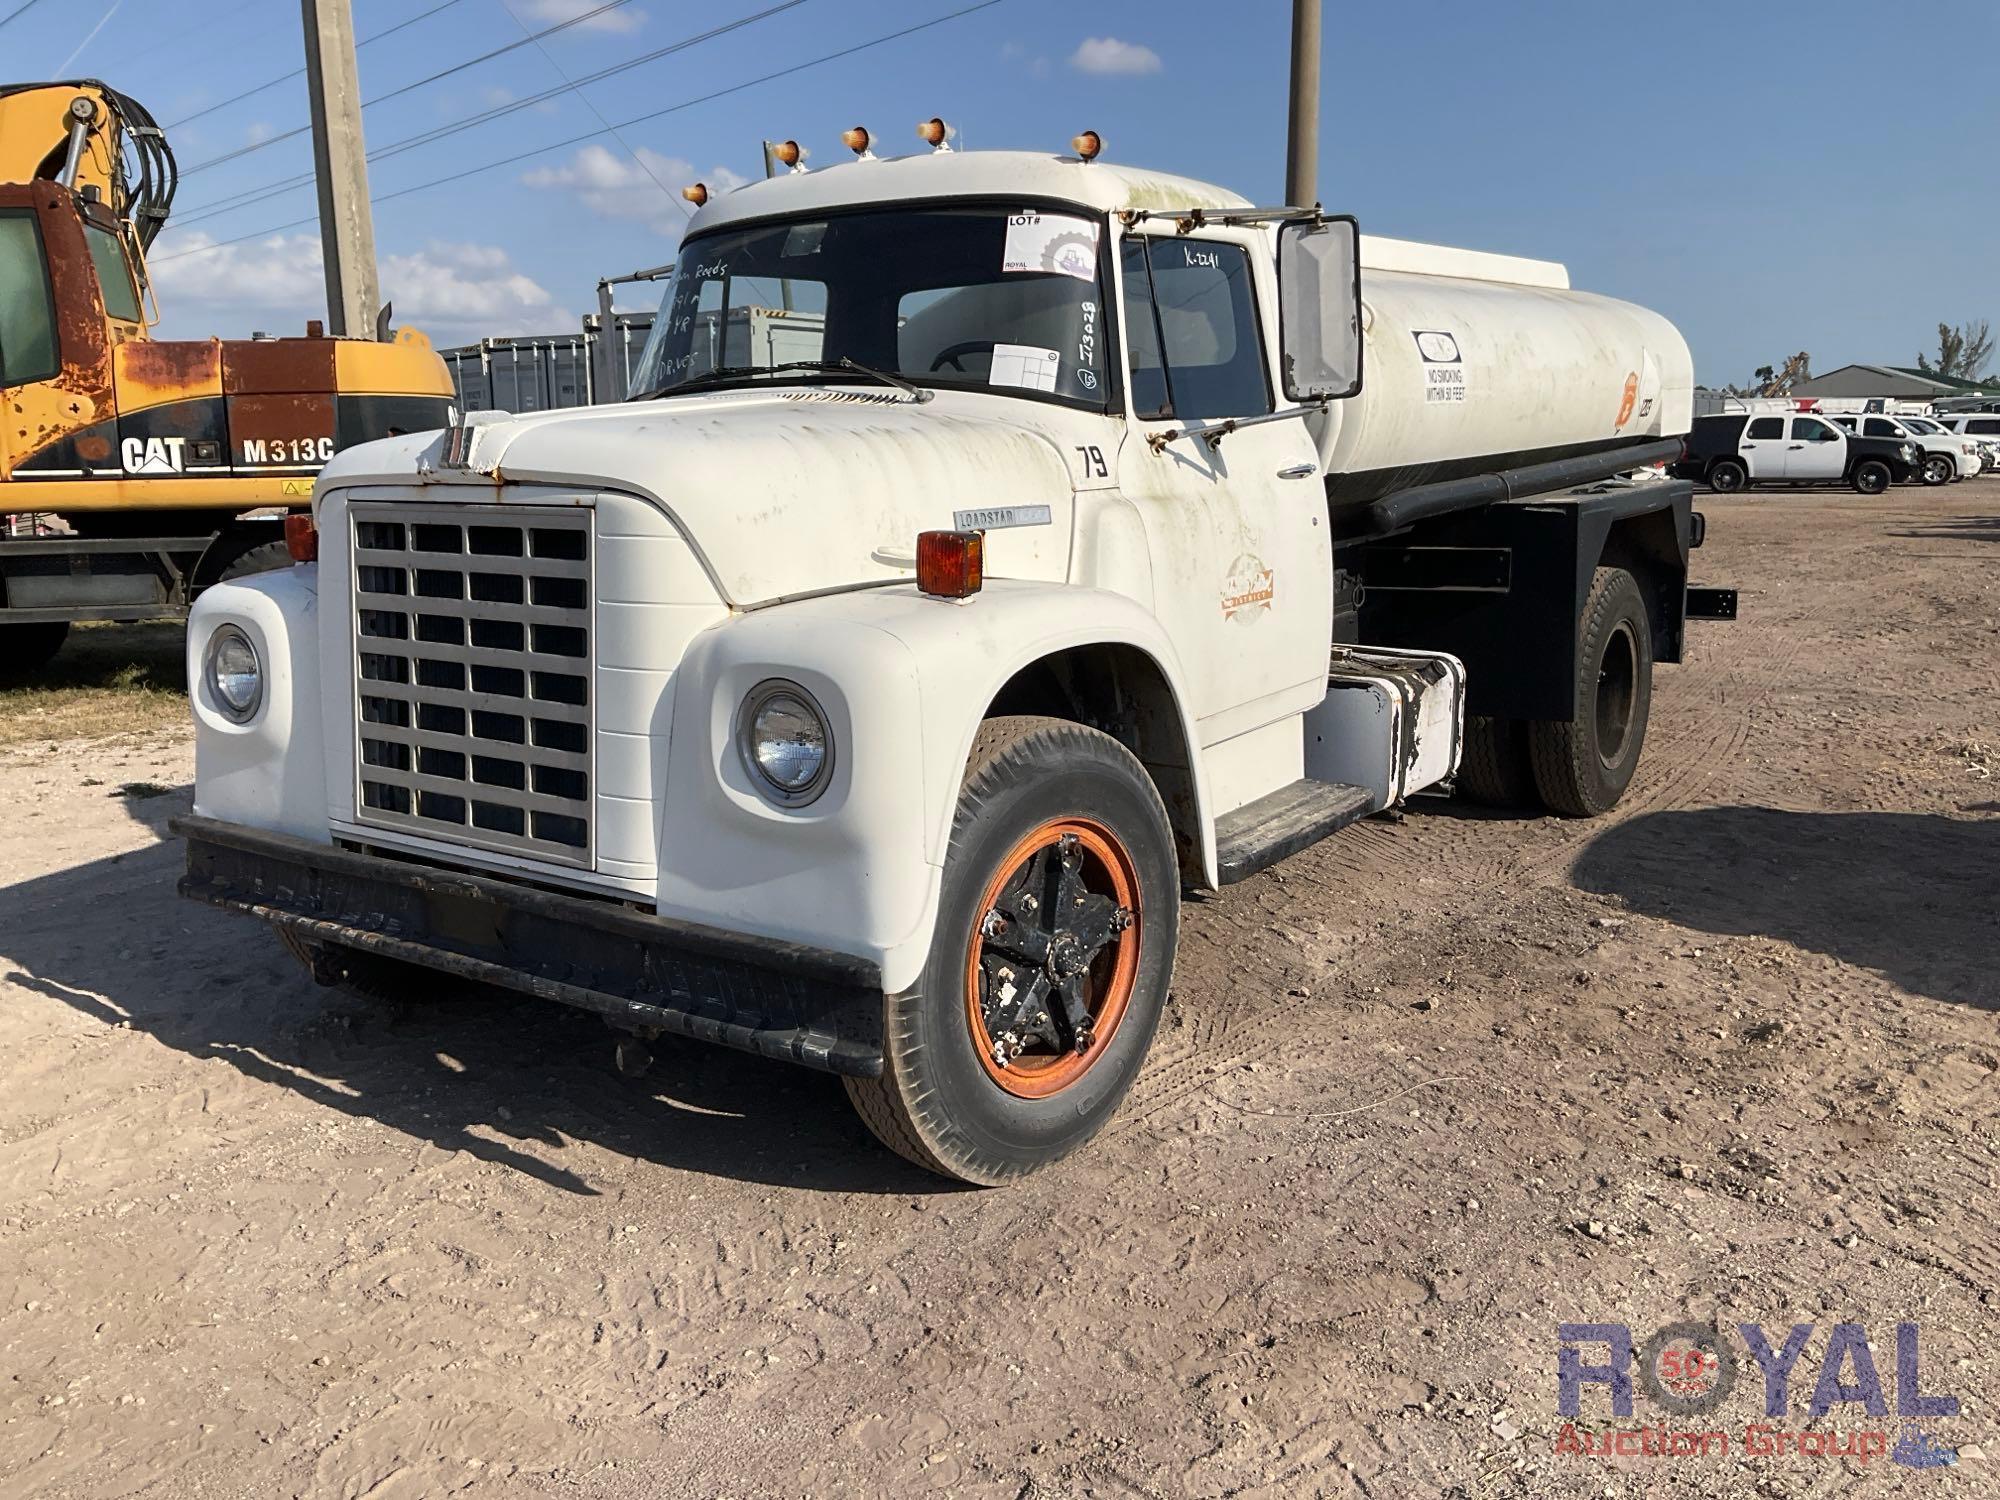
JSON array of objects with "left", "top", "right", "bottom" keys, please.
[{"left": 174, "top": 138, "right": 1735, "bottom": 1183}]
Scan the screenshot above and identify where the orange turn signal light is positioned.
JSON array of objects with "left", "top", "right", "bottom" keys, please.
[
  {"left": 915, "top": 530, "right": 983, "bottom": 599},
  {"left": 284, "top": 511, "right": 318, "bottom": 563}
]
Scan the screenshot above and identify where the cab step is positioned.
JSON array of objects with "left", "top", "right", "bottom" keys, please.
[{"left": 1214, "top": 778, "right": 1374, "bottom": 885}]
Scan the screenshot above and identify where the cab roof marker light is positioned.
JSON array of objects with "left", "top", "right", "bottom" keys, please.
[
  {"left": 681, "top": 182, "right": 709, "bottom": 206},
  {"left": 771, "top": 139, "right": 809, "bottom": 173},
  {"left": 841, "top": 126, "right": 876, "bottom": 160},
  {"left": 1071, "top": 129, "right": 1102, "bottom": 163},
  {"left": 917, "top": 116, "right": 955, "bottom": 153}
]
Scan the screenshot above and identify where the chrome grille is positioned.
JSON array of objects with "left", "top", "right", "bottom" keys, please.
[{"left": 349, "top": 502, "right": 593, "bottom": 867}]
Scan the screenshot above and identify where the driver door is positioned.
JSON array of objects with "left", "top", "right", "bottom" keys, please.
[
  {"left": 1783, "top": 415, "right": 1845, "bottom": 479},
  {"left": 1738, "top": 415, "right": 1786, "bottom": 478},
  {"left": 1112, "top": 230, "right": 1330, "bottom": 737}
]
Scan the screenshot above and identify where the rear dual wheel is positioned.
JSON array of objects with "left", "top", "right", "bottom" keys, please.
[
  {"left": 0, "top": 622, "right": 69, "bottom": 681},
  {"left": 845, "top": 716, "right": 1177, "bottom": 1185}
]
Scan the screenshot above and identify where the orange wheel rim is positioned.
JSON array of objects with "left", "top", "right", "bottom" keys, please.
[{"left": 963, "top": 818, "right": 1141, "bottom": 1099}]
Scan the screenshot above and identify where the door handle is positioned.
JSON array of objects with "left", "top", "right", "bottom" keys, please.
[
  {"left": 1786, "top": 444, "right": 1804, "bottom": 450},
  {"left": 1276, "top": 462, "right": 1318, "bottom": 479}
]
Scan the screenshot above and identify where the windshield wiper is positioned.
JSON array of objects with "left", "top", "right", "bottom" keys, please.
[{"left": 636, "top": 357, "right": 932, "bottom": 404}]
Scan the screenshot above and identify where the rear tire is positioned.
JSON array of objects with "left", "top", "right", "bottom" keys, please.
[
  {"left": 1457, "top": 715, "right": 1535, "bottom": 806},
  {"left": 0, "top": 621, "right": 70, "bottom": 681},
  {"left": 1528, "top": 567, "right": 1653, "bottom": 818},
  {"left": 844, "top": 716, "right": 1178, "bottom": 1185},
  {"left": 1707, "top": 459, "right": 1747, "bottom": 493},
  {"left": 1852, "top": 460, "right": 1891, "bottom": 495},
  {"left": 1919, "top": 454, "right": 1953, "bottom": 487},
  {"left": 219, "top": 539, "right": 294, "bottom": 581}
]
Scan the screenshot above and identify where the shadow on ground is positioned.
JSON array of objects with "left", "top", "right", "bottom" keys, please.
[
  {"left": 1573, "top": 805, "right": 1997, "bottom": 1012},
  {"left": 1890, "top": 513, "right": 2000, "bottom": 545},
  {"left": 0, "top": 791, "right": 945, "bottom": 1198}
]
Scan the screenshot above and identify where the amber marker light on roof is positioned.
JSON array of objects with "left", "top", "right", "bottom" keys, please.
[
  {"left": 681, "top": 182, "right": 708, "bottom": 206},
  {"left": 1071, "top": 129, "right": 1102, "bottom": 162},
  {"left": 841, "top": 125, "right": 875, "bottom": 159},
  {"left": 772, "top": 139, "right": 808, "bottom": 172},
  {"left": 917, "top": 116, "right": 955, "bottom": 152}
]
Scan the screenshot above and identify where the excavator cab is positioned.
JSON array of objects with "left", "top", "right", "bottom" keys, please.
[{"left": 0, "top": 80, "right": 455, "bottom": 676}]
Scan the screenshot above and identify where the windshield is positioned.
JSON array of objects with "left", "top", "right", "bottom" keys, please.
[
  {"left": 629, "top": 204, "right": 1110, "bottom": 408},
  {"left": 1902, "top": 417, "right": 1941, "bottom": 433}
]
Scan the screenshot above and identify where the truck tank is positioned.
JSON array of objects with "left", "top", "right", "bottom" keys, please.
[{"left": 1310, "top": 236, "right": 1693, "bottom": 507}]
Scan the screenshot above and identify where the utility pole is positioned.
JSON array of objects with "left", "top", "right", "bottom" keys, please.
[
  {"left": 1284, "top": 0, "right": 1321, "bottom": 209},
  {"left": 301, "top": 0, "right": 380, "bottom": 336}
]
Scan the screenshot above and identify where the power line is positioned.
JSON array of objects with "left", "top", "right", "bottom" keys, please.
[
  {"left": 151, "top": 0, "right": 1007, "bottom": 264},
  {"left": 0, "top": 0, "right": 52, "bottom": 31},
  {"left": 166, "top": 0, "right": 471, "bottom": 130},
  {"left": 174, "top": 1, "right": 810, "bottom": 229},
  {"left": 495, "top": 0, "right": 695, "bottom": 220},
  {"left": 181, "top": 0, "right": 643, "bottom": 176}
]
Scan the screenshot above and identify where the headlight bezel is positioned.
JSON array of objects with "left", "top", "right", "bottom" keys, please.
[
  {"left": 735, "top": 677, "right": 834, "bottom": 807},
  {"left": 203, "top": 622, "right": 264, "bottom": 724}
]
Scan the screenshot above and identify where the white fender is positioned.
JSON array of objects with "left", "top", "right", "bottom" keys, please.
[{"left": 660, "top": 579, "right": 1211, "bottom": 994}]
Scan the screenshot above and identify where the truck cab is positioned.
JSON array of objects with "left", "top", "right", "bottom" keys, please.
[{"left": 175, "top": 138, "right": 1729, "bottom": 1183}]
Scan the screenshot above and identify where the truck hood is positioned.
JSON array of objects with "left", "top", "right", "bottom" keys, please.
[{"left": 367, "top": 390, "right": 1078, "bottom": 607}]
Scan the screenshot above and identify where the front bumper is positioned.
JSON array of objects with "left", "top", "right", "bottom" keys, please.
[{"left": 173, "top": 816, "right": 885, "bottom": 1077}]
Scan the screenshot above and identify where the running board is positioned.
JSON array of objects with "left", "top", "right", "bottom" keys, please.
[{"left": 1214, "top": 778, "right": 1375, "bottom": 885}]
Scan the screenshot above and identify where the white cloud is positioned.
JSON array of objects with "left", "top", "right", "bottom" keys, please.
[
  {"left": 147, "top": 232, "right": 570, "bottom": 343},
  {"left": 1069, "top": 36, "right": 1162, "bottom": 75},
  {"left": 519, "top": 0, "right": 645, "bottom": 34},
  {"left": 522, "top": 144, "right": 747, "bottom": 232}
]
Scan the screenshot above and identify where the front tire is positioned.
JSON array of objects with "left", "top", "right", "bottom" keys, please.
[
  {"left": 1852, "top": 460, "right": 1891, "bottom": 495},
  {"left": 844, "top": 716, "right": 1178, "bottom": 1184},
  {"left": 1919, "top": 454, "right": 1953, "bottom": 487},
  {"left": 1528, "top": 567, "right": 1653, "bottom": 817}
]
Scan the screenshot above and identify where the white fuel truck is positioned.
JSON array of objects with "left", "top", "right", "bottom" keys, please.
[{"left": 172, "top": 139, "right": 1735, "bottom": 1183}]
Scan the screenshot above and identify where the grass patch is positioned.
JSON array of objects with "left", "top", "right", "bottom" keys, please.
[{"left": 0, "top": 621, "right": 189, "bottom": 748}]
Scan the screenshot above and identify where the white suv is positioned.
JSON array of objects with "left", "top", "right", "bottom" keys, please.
[
  {"left": 1934, "top": 414, "right": 2000, "bottom": 474},
  {"left": 1826, "top": 413, "right": 1979, "bottom": 484}
]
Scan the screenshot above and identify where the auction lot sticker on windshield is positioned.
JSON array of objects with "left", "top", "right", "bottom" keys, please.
[
  {"left": 1003, "top": 211, "right": 1100, "bottom": 281},
  {"left": 991, "top": 343, "right": 1062, "bottom": 393}
]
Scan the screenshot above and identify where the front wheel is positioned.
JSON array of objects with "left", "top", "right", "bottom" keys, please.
[
  {"left": 1852, "top": 459, "right": 1891, "bottom": 495},
  {"left": 844, "top": 716, "right": 1178, "bottom": 1184},
  {"left": 1920, "top": 454, "right": 1953, "bottom": 487}
]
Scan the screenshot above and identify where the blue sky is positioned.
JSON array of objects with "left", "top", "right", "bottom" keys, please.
[{"left": 7, "top": 0, "right": 1995, "bottom": 382}]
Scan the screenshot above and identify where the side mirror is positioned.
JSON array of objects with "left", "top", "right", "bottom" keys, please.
[{"left": 1277, "top": 214, "right": 1362, "bottom": 402}]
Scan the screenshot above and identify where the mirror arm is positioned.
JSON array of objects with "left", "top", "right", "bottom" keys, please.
[
  {"left": 1145, "top": 398, "right": 1331, "bottom": 454},
  {"left": 1120, "top": 205, "right": 1327, "bottom": 236}
]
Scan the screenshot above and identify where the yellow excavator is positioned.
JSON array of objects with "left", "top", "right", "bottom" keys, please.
[{"left": 1, "top": 79, "right": 455, "bottom": 677}]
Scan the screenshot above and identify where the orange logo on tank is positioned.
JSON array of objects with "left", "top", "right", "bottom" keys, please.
[{"left": 1615, "top": 372, "right": 1639, "bottom": 429}]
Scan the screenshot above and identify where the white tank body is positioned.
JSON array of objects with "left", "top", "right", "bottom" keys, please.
[{"left": 1309, "top": 236, "right": 1694, "bottom": 506}]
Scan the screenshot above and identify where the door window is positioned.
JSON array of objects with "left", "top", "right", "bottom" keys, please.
[
  {"left": 1746, "top": 417, "right": 1782, "bottom": 439},
  {"left": 1121, "top": 236, "right": 1270, "bottom": 420},
  {"left": 1968, "top": 419, "right": 2000, "bottom": 435},
  {"left": 0, "top": 210, "right": 58, "bottom": 386},
  {"left": 1862, "top": 418, "right": 1899, "bottom": 438},
  {"left": 1791, "top": 418, "right": 1839, "bottom": 442}
]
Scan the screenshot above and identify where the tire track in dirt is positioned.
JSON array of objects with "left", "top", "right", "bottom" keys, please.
[{"left": 1119, "top": 565, "right": 1828, "bottom": 1131}]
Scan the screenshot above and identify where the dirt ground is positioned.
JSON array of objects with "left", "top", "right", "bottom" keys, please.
[{"left": 1, "top": 485, "right": 1994, "bottom": 1499}]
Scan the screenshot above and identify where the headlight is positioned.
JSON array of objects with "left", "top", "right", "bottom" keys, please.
[
  {"left": 736, "top": 679, "right": 832, "bottom": 805},
  {"left": 203, "top": 624, "right": 263, "bottom": 722}
]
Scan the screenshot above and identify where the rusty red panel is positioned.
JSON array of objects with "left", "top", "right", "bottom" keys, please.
[
  {"left": 118, "top": 338, "right": 223, "bottom": 396},
  {"left": 221, "top": 337, "right": 338, "bottom": 396}
]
